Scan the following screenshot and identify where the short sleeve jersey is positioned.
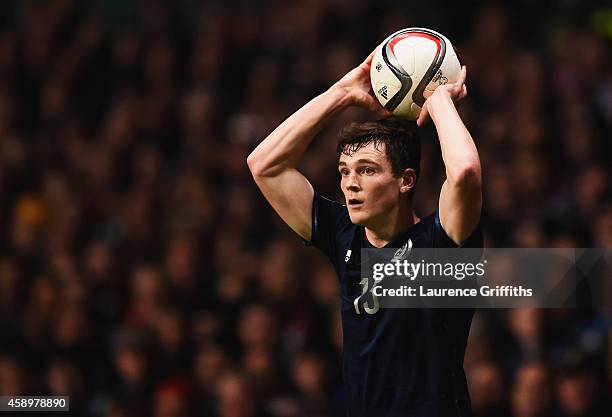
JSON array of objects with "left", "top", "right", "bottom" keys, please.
[{"left": 306, "top": 192, "right": 483, "bottom": 417}]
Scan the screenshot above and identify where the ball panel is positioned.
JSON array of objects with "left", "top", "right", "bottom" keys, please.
[
  {"left": 423, "top": 33, "right": 460, "bottom": 97},
  {"left": 388, "top": 37, "right": 441, "bottom": 119},
  {"left": 408, "top": 102, "right": 422, "bottom": 120},
  {"left": 393, "top": 101, "right": 421, "bottom": 120},
  {"left": 370, "top": 46, "right": 402, "bottom": 107},
  {"left": 423, "top": 48, "right": 461, "bottom": 96},
  {"left": 391, "top": 39, "right": 417, "bottom": 76},
  {"left": 411, "top": 40, "right": 440, "bottom": 81}
]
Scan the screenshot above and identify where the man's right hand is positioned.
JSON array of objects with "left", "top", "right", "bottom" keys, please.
[{"left": 332, "top": 50, "right": 391, "bottom": 119}]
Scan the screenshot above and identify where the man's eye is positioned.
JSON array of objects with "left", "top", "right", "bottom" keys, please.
[
  {"left": 363, "top": 167, "right": 375, "bottom": 175},
  {"left": 340, "top": 169, "right": 350, "bottom": 176}
]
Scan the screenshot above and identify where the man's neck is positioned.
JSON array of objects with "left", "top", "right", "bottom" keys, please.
[{"left": 364, "top": 205, "right": 420, "bottom": 248}]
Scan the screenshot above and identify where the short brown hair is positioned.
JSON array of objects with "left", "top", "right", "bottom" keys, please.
[{"left": 337, "top": 117, "right": 421, "bottom": 179}]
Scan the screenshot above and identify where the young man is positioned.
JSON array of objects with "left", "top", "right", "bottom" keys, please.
[{"left": 247, "top": 51, "right": 483, "bottom": 417}]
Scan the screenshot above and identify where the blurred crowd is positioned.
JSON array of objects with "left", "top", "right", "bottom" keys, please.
[{"left": 0, "top": 0, "right": 610, "bottom": 417}]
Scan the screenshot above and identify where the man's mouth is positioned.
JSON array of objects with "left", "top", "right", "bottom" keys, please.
[{"left": 348, "top": 198, "right": 363, "bottom": 208}]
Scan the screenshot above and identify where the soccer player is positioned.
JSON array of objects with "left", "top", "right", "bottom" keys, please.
[{"left": 247, "top": 51, "right": 483, "bottom": 416}]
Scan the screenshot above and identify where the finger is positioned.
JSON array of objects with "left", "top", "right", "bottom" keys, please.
[
  {"left": 359, "top": 92, "right": 383, "bottom": 113},
  {"left": 370, "top": 99, "right": 391, "bottom": 118},
  {"left": 370, "top": 98, "right": 392, "bottom": 117},
  {"left": 417, "top": 113, "right": 429, "bottom": 127},
  {"left": 363, "top": 48, "right": 377, "bottom": 66},
  {"left": 456, "top": 85, "right": 467, "bottom": 101},
  {"left": 373, "top": 101, "right": 393, "bottom": 118},
  {"left": 456, "top": 65, "right": 467, "bottom": 87},
  {"left": 416, "top": 103, "right": 430, "bottom": 127}
]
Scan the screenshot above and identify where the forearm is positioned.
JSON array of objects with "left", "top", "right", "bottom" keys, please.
[
  {"left": 247, "top": 86, "right": 350, "bottom": 177},
  {"left": 429, "top": 93, "right": 481, "bottom": 185}
]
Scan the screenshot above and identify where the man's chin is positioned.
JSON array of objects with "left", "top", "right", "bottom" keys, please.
[{"left": 348, "top": 211, "right": 369, "bottom": 226}]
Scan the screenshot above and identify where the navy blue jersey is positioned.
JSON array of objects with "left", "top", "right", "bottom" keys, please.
[{"left": 306, "top": 192, "right": 483, "bottom": 417}]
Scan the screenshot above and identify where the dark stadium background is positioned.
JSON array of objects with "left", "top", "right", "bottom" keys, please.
[{"left": 0, "top": 1, "right": 610, "bottom": 416}]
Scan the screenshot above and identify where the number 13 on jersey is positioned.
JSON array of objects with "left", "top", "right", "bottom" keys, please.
[{"left": 354, "top": 277, "right": 380, "bottom": 315}]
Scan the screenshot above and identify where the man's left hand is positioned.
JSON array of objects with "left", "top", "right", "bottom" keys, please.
[{"left": 416, "top": 65, "right": 468, "bottom": 127}]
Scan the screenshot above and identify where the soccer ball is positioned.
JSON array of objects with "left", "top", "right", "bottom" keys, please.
[{"left": 370, "top": 28, "right": 461, "bottom": 120}]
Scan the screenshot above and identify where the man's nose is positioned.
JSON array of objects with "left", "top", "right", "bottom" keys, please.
[{"left": 345, "top": 173, "right": 360, "bottom": 192}]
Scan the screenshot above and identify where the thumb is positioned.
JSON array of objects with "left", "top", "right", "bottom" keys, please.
[
  {"left": 364, "top": 94, "right": 391, "bottom": 117},
  {"left": 416, "top": 102, "right": 430, "bottom": 127},
  {"left": 362, "top": 47, "right": 378, "bottom": 67}
]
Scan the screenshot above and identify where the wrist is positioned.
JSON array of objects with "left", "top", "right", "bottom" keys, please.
[
  {"left": 328, "top": 83, "right": 354, "bottom": 109},
  {"left": 428, "top": 89, "right": 456, "bottom": 123}
]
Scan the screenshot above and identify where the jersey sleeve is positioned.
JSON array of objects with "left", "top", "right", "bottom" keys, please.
[
  {"left": 432, "top": 210, "right": 484, "bottom": 248},
  {"left": 303, "top": 191, "right": 351, "bottom": 259}
]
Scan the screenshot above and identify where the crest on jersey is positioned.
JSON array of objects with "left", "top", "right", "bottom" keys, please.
[{"left": 391, "top": 239, "right": 413, "bottom": 262}]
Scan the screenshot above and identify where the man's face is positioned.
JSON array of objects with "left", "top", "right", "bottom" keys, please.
[{"left": 338, "top": 142, "right": 407, "bottom": 227}]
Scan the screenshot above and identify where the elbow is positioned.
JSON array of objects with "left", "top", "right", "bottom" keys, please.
[
  {"left": 247, "top": 150, "right": 286, "bottom": 178},
  {"left": 450, "top": 160, "right": 482, "bottom": 191},
  {"left": 247, "top": 151, "right": 264, "bottom": 177},
  {"left": 246, "top": 152, "right": 258, "bottom": 172}
]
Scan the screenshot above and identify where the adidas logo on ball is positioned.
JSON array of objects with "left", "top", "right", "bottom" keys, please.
[{"left": 378, "top": 85, "right": 388, "bottom": 99}]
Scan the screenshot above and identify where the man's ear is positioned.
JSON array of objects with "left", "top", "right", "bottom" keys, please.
[{"left": 399, "top": 168, "right": 417, "bottom": 194}]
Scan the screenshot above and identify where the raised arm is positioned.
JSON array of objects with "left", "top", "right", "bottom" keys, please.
[
  {"left": 247, "top": 52, "right": 388, "bottom": 241},
  {"left": 417, "top": 66, "right": 482, "bottom": 245}
]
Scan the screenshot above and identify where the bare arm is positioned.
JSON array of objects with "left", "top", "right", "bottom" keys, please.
[
  {"left": 417, "top": 66, "right": 482, "bottom": 245},
  {"left": 247, "top": 52, "right": 388, "bottom": 241}
]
